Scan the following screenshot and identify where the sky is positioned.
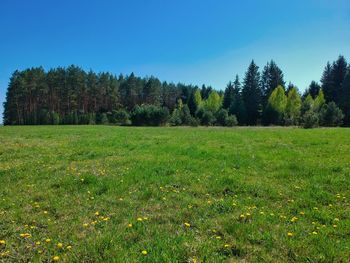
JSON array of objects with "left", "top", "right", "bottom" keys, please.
[{"left": 1, "top": 0, "right": 350, "bottom": 120}]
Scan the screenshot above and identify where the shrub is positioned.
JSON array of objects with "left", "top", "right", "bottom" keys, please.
[
  {"left": 216, "top": 109, "right": 229, "bottom": 126},
  {"left": 319, "top": 102, "right": 344, "bottom": 127},
  {"left": 226, "top": 115, "right": 238, "bottom": 127},
  {"left": 201, "top": 110, "right": 216, "bottom": 126},
  {"left": 170, "top": 109, "right": 182, "bottom": 126},
  {"left": 111, "top": 109, "right": 130, "bottom": 125},
  {"left": 100, "top": 113, "right": 109, "bottom": 125},
  {"left": 131, "top": 105, "right": 169, "bottom": 126},
  {"left": 302, "top": 110, "right": 319, "bottom": 129}
]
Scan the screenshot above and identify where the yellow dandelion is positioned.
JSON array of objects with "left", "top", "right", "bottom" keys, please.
[
  {"left": 290, "top": 216, "right": 298, "bottom": 222},
  {"left": 35, "top": 241, "right": 41, "bottom": 245},
  {"left": 184, "top": 222, "right": 191, "bottom": 227},
  {"left": 215, "top": 236, "right": 221, "bottom": 239},
  {"left": 299, "top": 211, "right": 305, "bottom": 215},
  {"left": 57, "top": 243, "right": 63, "bottom": 248},
  {"left": 43, "top": 211, "right": 48, "bottom": 214},
  {"left": 246, "top": 212, "right": 251, "bottom": 216},
  {"left": 287, "top": 232, "right": 293, "bottom": 237},
  {"left": 0, "top": 240, "right": 5, "bottom": 245},
  {"left": 224, "top": 244, "right": 230, "bottom": 248},
  {"left": 128, "top": 223, "right": 133, "bottom": 228},
  {"left": 20, "top": 233, "right": 31, "bottom": 238},
  {"left": 137, "top": 217, "right": 143, "bottom": 222},
  {"left": 312, "top": 231, "right": 318, "bottom": 235},
  {"left": 53, "top": 255, "right": 60, "bottom": 261},
  {"left": 66, "top": 245, "right": 72, "bottom": 250},
  {"left": 83, "top": 223, "right": 89, "bottom": 227},
  {"left": 239, "top": 214, "right": 245, "bottom": 218},
  {"left": 95, "top": 211, "right": 99, "bottom": 216},
  {"left": 45, "top": 238, "right": 51, "bottom": 243},
  {"left": 141, "top": 250, "right": 148, "bottom": 255}
]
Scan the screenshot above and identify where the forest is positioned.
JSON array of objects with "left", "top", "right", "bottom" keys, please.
[{"left": 3, "top": 55, "right": 350, "bottom": 128}]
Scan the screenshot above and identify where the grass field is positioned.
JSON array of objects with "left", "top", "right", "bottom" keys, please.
[{"left": 0, "top": 126, "right": 349, "bottom": 262}]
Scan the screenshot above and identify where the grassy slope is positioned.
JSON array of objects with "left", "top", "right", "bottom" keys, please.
[{"left": 0, "top": 126, "right": 349, "bottom": 262}]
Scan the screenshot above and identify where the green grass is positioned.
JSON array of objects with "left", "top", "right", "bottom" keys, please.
[{"left": 0, "top": 126, "right": 349, "bottom": 262}]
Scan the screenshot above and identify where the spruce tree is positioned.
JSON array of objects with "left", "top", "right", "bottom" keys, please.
[{"left": 242, "top": 60, "right": 262, "bottom": 125}]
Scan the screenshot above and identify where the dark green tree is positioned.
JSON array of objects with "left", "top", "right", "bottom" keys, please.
[{"left": 242, "top": 60, "right": 262, "bottom": 125}]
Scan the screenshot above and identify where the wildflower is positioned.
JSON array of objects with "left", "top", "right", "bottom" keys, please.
[
  {"left": 57, "top": 243, "right": 63, "bottom": 248},
  {"left": 299, "top": 211, "right": 305, "bottom": 215},
  {"left": 95, "top": 211, "right": 99, "bottom": 216},
  {"left": 35, "top": 241, "right": 41, "bottom": 245},
  {"left": 290, "top": 216, "right": 298, "bottom": 222},
  {"left": 333, "top": 224, "right": 337, "bottom": 228},
  {"left": 239, "top": 214, "right": 245, "bottom": 219},
  {"left": 128, "top": 223, "right": 133, "bottom": 228},
  {"left": 141, "top": 250, "right": 148, "bottom": 255},
  {"left": 103, "top": 217, "right": 110, "bottom": 221},
  {"left": 246, "top": 212, "right": 251, "bottom": 216},
  {"left": 45, "top": 238, "right": 51, "bottom": 243},
  {"left": 66, "top": 245, "right": 72, "bottom": 250},
  {"left": 137, "top": 217, "right": 143, "bottom": 222},
  {"left": 0, "top": 240, "right": 5, "bottom": 245},
  {"left": 215, "top": 236, "right": 221, "bottom": 239},
  {"left": 20, "top": 233, "right": 31, "bottom": 238},
  {"left": 143, "top": 217, "right": 148, "bottom": 220},
  {"left": 184, "top": 222, "right": 191, "bottom": 227},
  {"left": 312, "top": 231, "right": 318, "bottom": 235},
  {"left": 287, "top": 232, "right": 293, "bottom": 237},
  {"left": 83, "top": 223, "right": 89, "bottom": 227},
  {"left": 224, "top": 244, "right": 230, "bottom": 248},
  {"left": 43, "top": 211, "right": 48, "bottom": 214},
  {"left": 53, "top": 255, "right": 60, "bottom": 261}
]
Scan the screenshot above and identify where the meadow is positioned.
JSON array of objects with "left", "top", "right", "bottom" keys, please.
[{"left": 0, "top": 126, "right": 349, "bottom": 262}]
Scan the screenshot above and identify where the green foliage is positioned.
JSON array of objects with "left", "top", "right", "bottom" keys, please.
[
  {"left": 263, "top": 85, "right": 287, "bottom": 125},
  {"left": 204, "top": 91, "right": 221, "bottom": 113},
  {"left": 199, "top": 109, "right": 216, "bottom": 126},
  {"left": 215, "top": 109, "right": 229, "bottom": 126},
  {"left": 285, "top": 87, "right": 301, "bottom": 125},
  {"left": 111, "top": 110, "right": 130, "bottom": 125},
  {"left": 319, "top": 102, "right": 344, "bottom": 127},
  {"left": 314, "top": 89, "right": 326, "bottom": 111},
  {"left": 302, "top": 110, "right": 319, "bottom": 128},
  {"left": 131, "top": 105, "right": 169, "bottom": 126},
  {"left": 100, "top": 113, "right": 109, "bottom": 125},
  {"left": 260, "top": 60, "right": 285, "bottom": 106},
  {"left": 301, "top": 94, "right": 314, "bottom": 116},
  {"left": 226, "top": 115, "right": 238, "bottom": 126},
  {"left": 242, "top": 60, "right": 262, "bottom": 125}
]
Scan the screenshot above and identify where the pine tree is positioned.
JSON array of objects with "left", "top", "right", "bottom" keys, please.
[
  {"left": 242, "top": 60, "right": 262, "bottom": 125},
  {"left": 321, "top": 62, "right": 334, "bottom": 102},
  {"left": 260, "top": 60, "right": 285, "bottom": 107},
  {"left": 339, "top": 67, "right": 350, "bottom": 125},
  {"left": 223, "top": 81, "right": 234, "bottom": 109}
]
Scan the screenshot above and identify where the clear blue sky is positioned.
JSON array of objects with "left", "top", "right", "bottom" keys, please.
[{"left": 1, "top": 0, "right": 350, "bottom": 120}]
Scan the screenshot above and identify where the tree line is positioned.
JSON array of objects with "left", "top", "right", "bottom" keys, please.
[{"left": 3, "top": 55, "right": 350, "bottom": 127}]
